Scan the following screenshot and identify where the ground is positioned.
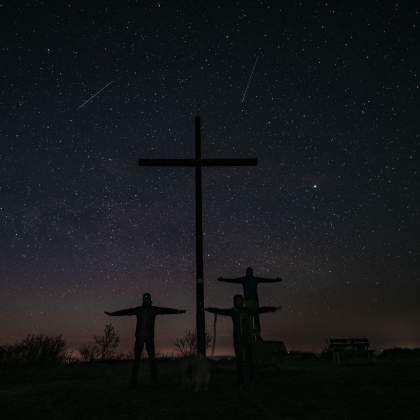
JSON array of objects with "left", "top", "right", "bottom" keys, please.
[{"left": 0, "top": 356, "right": 419, "bottom": 420}]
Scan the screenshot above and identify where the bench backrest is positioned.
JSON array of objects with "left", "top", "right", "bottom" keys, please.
[{"left": 329, "top": 338, "right": 370, "bottom": 351}]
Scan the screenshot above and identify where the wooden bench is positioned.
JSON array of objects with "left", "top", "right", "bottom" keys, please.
[{"left": 329, "top": 338, "right": 376, "bottom": 364}]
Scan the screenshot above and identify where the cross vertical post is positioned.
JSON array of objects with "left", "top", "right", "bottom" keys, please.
[
  {"left": 195, "top": 116, "right": 205, "bottom": 354},
  {"left": 138, "top": 115, "right": 257, "bottom": 355}
]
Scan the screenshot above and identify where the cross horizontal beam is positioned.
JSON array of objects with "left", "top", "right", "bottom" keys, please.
[{"left": 138, "top": 158, "right": 258, "bottom": 167}]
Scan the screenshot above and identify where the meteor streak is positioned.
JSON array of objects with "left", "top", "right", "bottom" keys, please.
[
  {"left": 9, "top": 0, "right": 31, "bottom": 31},
  {"left": 242, "top": 56, "right": 259, "bottom": 103},
  {"left": 78, "top": 81, "right": 114, "bottom": 109}
]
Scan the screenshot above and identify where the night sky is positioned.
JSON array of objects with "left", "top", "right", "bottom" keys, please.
[{"left": 1, "top": 1, "right": 419, "bottom": 357}]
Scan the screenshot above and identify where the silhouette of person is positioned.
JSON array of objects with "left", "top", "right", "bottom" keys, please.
[
  {"left": 105, "top": 293, "right": 186, "bottom": 389},
  {"left": 205, "top": 294, "right": 281, "bottom": 388},
  {"left": 218, "top": 267, "right": 282, "bottom": 340}
]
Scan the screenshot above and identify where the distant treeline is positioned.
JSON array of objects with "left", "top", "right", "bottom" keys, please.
[{"left": 1, "top": 330, "right": 419, "bottom": 367}]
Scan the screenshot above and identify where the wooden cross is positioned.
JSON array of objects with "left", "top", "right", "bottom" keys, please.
[{"left": 139, "top": 115, "right": 257, "bottom": 354}]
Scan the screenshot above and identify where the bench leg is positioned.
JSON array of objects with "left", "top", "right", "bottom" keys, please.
[{"left": 369, "top": 351, "right": 377, "bottom": 364}]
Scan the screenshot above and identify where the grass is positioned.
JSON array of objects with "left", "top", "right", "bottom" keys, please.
[{"left": 1, "top": 354, "right": 419, "bottom": 420}]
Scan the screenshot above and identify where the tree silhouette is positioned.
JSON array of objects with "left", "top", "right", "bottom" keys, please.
[{"left": 79, "top": 324, "right": 120, "bottom": 361}]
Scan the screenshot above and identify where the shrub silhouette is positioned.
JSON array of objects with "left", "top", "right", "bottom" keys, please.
[
  {"left": 174, "top": 328, "right": 212, "bottom": 357},
  {"left": 0, "top": 334, "right": 73, "bottom": 367},
  {"left": 79, "top": 341, "right": 101, "bottom": 362},
  {"left": 378, "top": 347, "right": 420, "bottom": 360}
]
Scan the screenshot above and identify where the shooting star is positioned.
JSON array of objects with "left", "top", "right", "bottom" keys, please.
[
  {"left": 78, "top": 81, "right": 114, "bottom": 109},
  {"left": 242, "top": 56, "right": 259, "bottom": 103},
  {"left": 9, "top": 0, "right": 31, "bottom": 31}
]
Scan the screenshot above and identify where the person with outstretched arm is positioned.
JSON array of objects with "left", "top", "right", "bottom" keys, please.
[
  {"left": 105, "top": 292, "right": 186, "bottom": 389},
  {"left": 205, "top": 294, "right": 281, "bottom": 388},
  {"left": 218, "top": 267, "right": 282, "bottom": 340}
]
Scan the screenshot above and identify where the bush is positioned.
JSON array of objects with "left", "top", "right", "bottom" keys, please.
[
  {"left": 174, "top": 328, "right": 212, "bottom": 357},
  {"left": 79, "top": 341, "right": 100, "bottom": 362},
  {"left": 378, "top": 347, "right": 420, "bottom": 360},
  {"left": 0, "top": 334, "right": 74, "bottom": 367}
]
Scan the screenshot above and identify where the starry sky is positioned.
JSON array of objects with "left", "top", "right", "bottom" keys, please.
[{"left": 1, "top": 1, "right": 419, "bottom": 357}]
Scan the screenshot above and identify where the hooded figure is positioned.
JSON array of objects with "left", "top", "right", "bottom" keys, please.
[
  {"left": 205, "top": 295, "right": 281, "bottom": 387},
  {"left": 105, "top": 293, "right": 186, "bottom": 388}
]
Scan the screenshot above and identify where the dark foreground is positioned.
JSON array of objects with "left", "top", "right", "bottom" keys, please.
[{"left": 1, "top": 357, "right": 419, "bottom": 420}]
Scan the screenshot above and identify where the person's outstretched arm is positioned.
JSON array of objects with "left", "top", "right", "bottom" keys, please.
[
  {"left": 257, "top": 277, "right": 282, "bottom": 283},
  {"left": 255, "top": 306, "right": 282, "bottom": 314},
  {"left": 217, "top": 276, "right": 242, "bottom": 283},
  {"left": 205, "top": 307, "right": 232, "bottom": 316},
  {"left": 157, "top": 307, "right": 187, "bottom": 315},
  {"left": 104, "top": 308, "right": 137, "bottom": 316}
]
